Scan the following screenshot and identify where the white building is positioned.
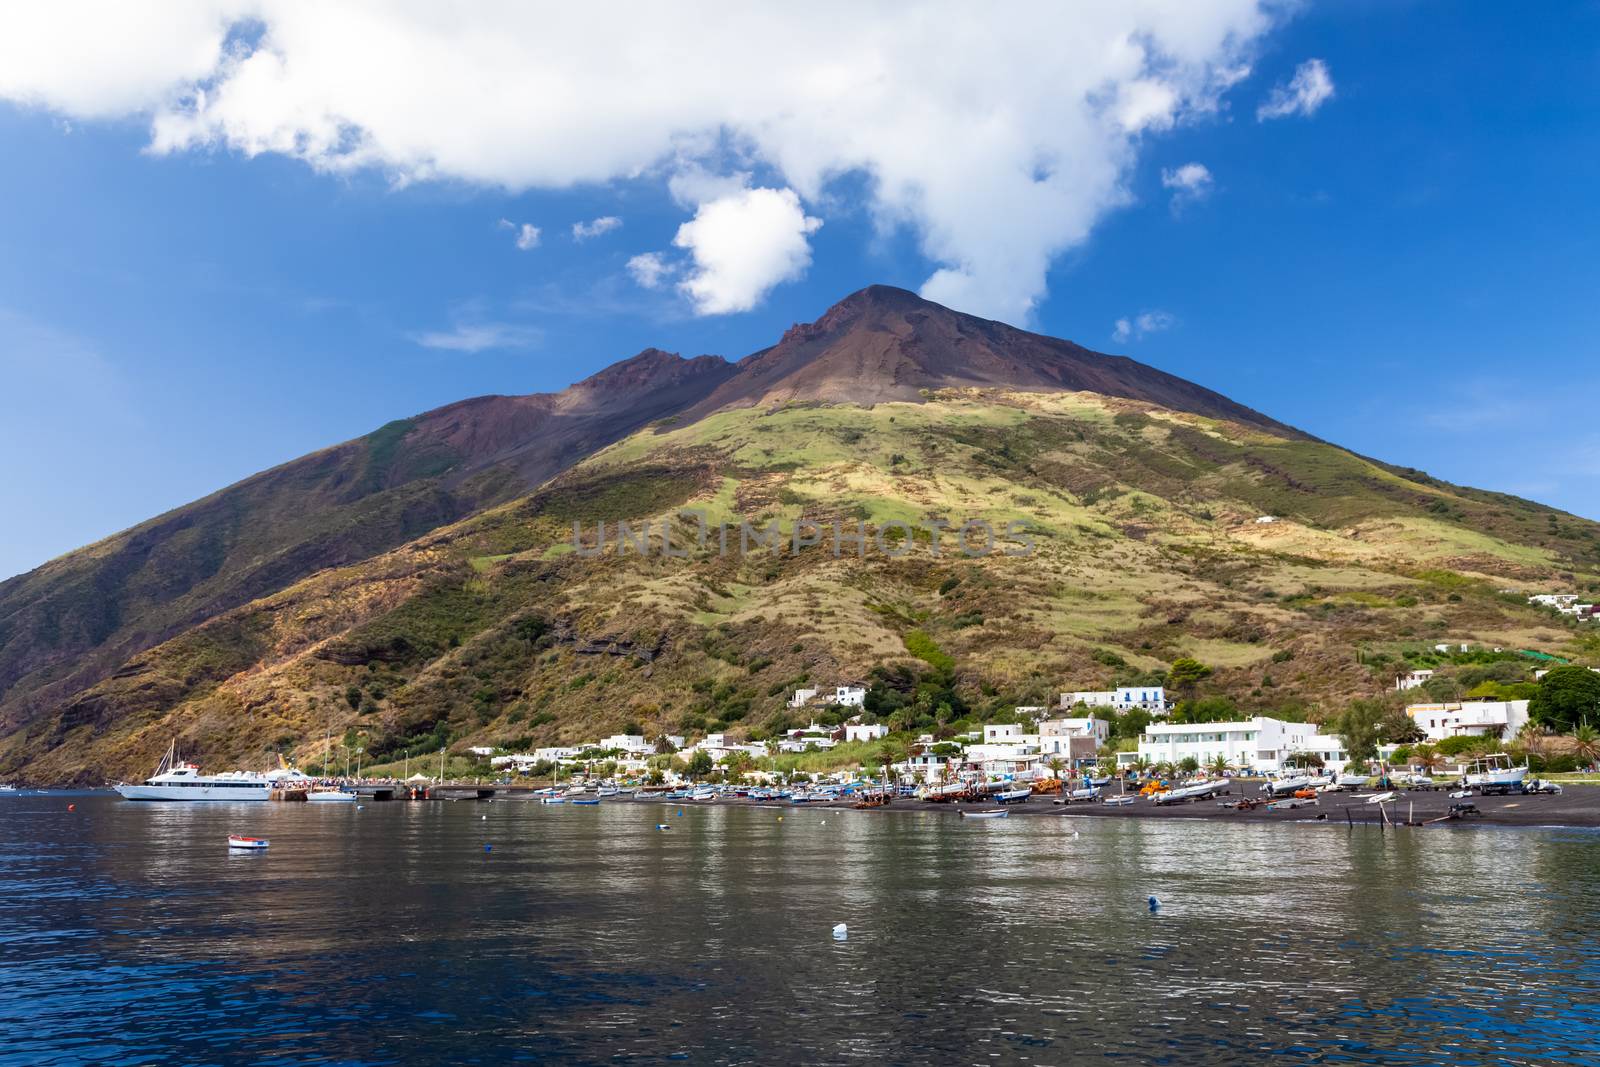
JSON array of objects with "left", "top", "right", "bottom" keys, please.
[
  {"left": 1395, "top": 668, "right": 1434, "bottom": 692},
  {"left": 788, "top": 687, "right": 818, "bottom": 708},
  {"left": 534, "top": 746, "right": 579, "bottom": 762},
  {"left": 1137, "top": 717, "right": 1348, "bottom": 774},
  {"left": 489, "top": 753, "right": 541, "bottom": 772},
  {"left": 832, "top": 685, "right": 867, "bottom": 707},
  {"left": 1061, "top": 687, "right": 1170, "bottom": 714},
  {"left": 1405, "top": 700, "right": 1530, "bottom": 742},
  {"left": 844, "top": 722, "right": 888, "bottom": 743},
  {"left": 600, "top": 734, "right": 652, "bottom": 754},
  {"left": 1038, "top": 717, "right": 1110, "bottom": 745},
  {"left": 467, "top": 746, "right": 495, "bottom": 757}
]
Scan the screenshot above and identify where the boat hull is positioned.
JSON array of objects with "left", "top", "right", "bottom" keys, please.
[{"left": 116, "top": 783, "right": 271, "bottom": 801}]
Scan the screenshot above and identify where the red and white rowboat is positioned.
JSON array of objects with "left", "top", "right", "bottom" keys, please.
[{"left": 227, "top": 835, "right": 269, "bottom": 850}]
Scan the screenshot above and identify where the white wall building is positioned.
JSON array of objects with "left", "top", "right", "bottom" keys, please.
[
  {"left": 600, "top": 734, "right": 652, "bottom": 754},
  {"left": 1038, "top": 717, "right": 1110, "bottom": 746},
  {"left": 1061, "top": 688, "right": 1170, "bottom": 713},
  {"left": 1137, "top": 717, "right": 1348, "bottom": 774},
  {"left": 788, "top": 687, "right": 818, "bottom": 708},
  {"left": 1406, "top": 700, "right": 1530, "bottom": 742},
  {"left": 843, "top": 722, "right": 888, "bottom": 743},
  {"left": 833, "top": 685, "right": 868, "bottom": 707},
  {"left": 1395, "top": 669, "right": 1434, "bottom": 692}
]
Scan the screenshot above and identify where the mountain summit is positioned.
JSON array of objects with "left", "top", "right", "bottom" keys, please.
[{"left": 682, "top": 285, "right": 1299, "bottom": 436}]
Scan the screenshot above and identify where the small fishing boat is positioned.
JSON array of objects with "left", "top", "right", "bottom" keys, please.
[
  {"left": 227, "top": 835, "right": 269, "bottom": 850},
  {"left": 1365, "top": 791, "right": 1395, "bottom": 805},
  {"left": 306, "top": 788, "right": 355, "bottom": 803},
  {"left": 597, "top": 787, "right": 619, "bottom": 797},
  {"left": 656, "top": 823, "right": 671, "bottom": 831},
  {"left": 691, "top": 787, "right": 717, "bottom": 801},
  {"left": 571, "top": 797, "right": 601, "bottom": 806},
  {"left": 995, "top": 788, "right": 1032, "bottom": 805},
  {"left": 1103, "top": 795, "right": 1136, "bottom": 807},
  {"left": 1464, "top": 753, "right": 1530, "bottom": 796},
  {"left": 540, "top": 796, "right": 567, "bottom": 805},
  {"left": 960, "top": 809, "right": 1009, "bottom": 819}
]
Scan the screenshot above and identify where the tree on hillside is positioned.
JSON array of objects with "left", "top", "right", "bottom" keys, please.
[
  {"left": 686, "top": 749, "right": 713, "bottom": 780},
  {"left": 1529, "top": 666, "right": 1600, "bottom": 733},
  {"left": 1166, "top": 657, "right": 1212, "bottom": 693},
  {"left": 1170, "top": 695, "right": 1236, "bottom": 724}
]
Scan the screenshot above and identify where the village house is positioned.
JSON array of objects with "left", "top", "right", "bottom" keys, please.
[
  {"left": 1135, "top": 717, "right": 1349, "bottom": 774},
  {"left": 843, "top": 722, "right": 888, "bottom": 743},
  {"left": 787, "top": 687, "right": 817, "bottom": 708},
  {"left": 1037, "top": 717, "right": 1109, "bottom": 766},
  {"left": 1405, "top": 700, "right": 1530, "bottom": 742},
  {"left": 1060, "top": 687, "right": 1171, "bottom": 714},
  {"left": 1395, "top": 668, "right": 1434, "bottom": 692},
  {"left": 787, "top": 684, "right": 868, "bottom": 708},
  {"left": 599, "top": 734, "right": 653, "bottom": 755}
]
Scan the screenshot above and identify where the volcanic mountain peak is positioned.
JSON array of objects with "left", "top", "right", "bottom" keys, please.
[{"left": 683, "top": 285, "right": 1302, "bottom": 437}]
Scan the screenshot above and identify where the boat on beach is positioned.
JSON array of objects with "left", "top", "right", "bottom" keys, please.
[
  {"left": 1152, "top": 779, "right": 1230, "bottom": 805},
  {"left": 995, "top": 788, "right": 1033, "bottom": 805},
  {"left": 1464, "top": 754, "right": 1530, "bottom": 795}
]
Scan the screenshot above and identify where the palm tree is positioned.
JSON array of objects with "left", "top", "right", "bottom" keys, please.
[
  {"left": 1571, "top": 722, "right": 1600, "bottom": 769},
  {"left": 1046, "top": 756, "right": 1065, "bottom": 782},
  {"left": 1411, "top": 743, "right": 1441, "bottom": 772},
  {"left": 1206, "top": 754, "right": 1231, "bottom": 778}
]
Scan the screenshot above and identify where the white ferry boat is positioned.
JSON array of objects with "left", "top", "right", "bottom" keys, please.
[{"left": 114, "top": 741, "right": 272, "bottom": 802}]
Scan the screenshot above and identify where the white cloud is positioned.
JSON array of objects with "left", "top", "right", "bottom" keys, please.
[
  {"left": 1160, "top": 161, "right": 1213, "bottom": 209},
  {"left": 413, "top": 320, "right": 540, "bottom": 353},
  {"left": 572, "top": 215, "right": 622, "bottom": 241},
  {"left": 1257, "top": 58, "right": 1334, "bottom": 121},
  {"left": 1112, "top": 310, "right": 1176, "bottom": 343},
  {"left": 0, "top": 2, "right": 1286, "bottom": 323},
  {"left": 672, "top": 187, "right": 822, "bottom": 315},
  {"left": 497, "top": 219, "right": 540, "bottom": 250},
  {"left": 626, "top": 252, "right": 673, "bottom": 290}
]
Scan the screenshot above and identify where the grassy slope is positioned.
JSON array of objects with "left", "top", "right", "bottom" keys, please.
[{"left": 6, "top": 389, "right": 1598, "bottom": 783}]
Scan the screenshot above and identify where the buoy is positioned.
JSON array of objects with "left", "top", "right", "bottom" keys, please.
[
  {"left": 484, "top": 844, "right": 492, "bottom": 853},
  {"left": 832, "top": 923, "right": 848, "bottom": 941},
  {"left": 482, "top": 815, "right": 487, "bottom": 820},
  {"left": 356, "top": 805, "right": 364, "bottom": 810},
  {"left": 657, "top": 823, "right": 670, "bottom": 831},
  {"left": 1148, "top": 896, "right": 1160, "bottom": 912},
  {"left": 676, "top": 809, "right": 683, "bottom": 816},
  {"left": 820, "top": 820, "right": 826, "bottom": 825},
  {"left": 67, "top": 804, "right": 76, "bottom": 812},
  {"left": 777, "top": 815, "right": 783, "bottom": 821},
  {"left": 1073, "top": 831, "right": 1080, "bottom": 838}
]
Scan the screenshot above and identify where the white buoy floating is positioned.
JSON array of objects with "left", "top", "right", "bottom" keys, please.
[
  {"left": 657, "top": 823, "right": 671, "bottom": 831},
  {"left": 832, "top": 923, "right": 848, "bottom": 941}
]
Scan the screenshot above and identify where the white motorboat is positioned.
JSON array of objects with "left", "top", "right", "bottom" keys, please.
[
  {"left": 0, "top": 783, "right": 17, "bottom": 793},
  {"left": 1153, "top": 778, "right": 1230, "bottom": 805},
  {"left": 995, "top": 788, "right": 1033, "bottom": 805},
  {"left": 115, "top": 741, "right": 271, "bottom": 802},
  {"left": 1464, "top": 754, "right": 1529, "bottom": 795},
  {"left": 960, "top": 809, "right": 1009, "bottom": 819},
  {"left": 1263, "top": 774, "right": 1314, "bottom": 797},
  {"left": 691, "top": 788, "right": 717, "bottom": 801},
  {"left": 1365, "top": 791, "right": 1395, "bottom": 804},
  {"left": 1335, "top": 772, "right": 1370, "bottom": 788},
  {"left": 306, "top": 788, "right": 356, "bottom": 803},
  {"left": 227, "top": 835, "right": 270, "bottom": 850}
]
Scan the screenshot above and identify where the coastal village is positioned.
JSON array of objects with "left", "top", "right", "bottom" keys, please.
[{"left": 440, "top": 594, "right": 1600, "bottom": 797}]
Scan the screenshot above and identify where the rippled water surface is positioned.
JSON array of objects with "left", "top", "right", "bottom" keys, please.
[{"left": 3, "top": 794, "right": 1599, "bottom": 1065}]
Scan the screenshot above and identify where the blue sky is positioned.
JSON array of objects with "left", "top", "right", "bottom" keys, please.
[{"left": 1, "top": 1, "right": 1598, "bottom": 580}]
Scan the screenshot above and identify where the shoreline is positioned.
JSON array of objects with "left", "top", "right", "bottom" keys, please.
[{"left": 634, "top": 786, "right": 1600, "bottom": 829}]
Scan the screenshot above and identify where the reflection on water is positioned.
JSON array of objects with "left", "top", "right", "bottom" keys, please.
[{"left": 2, "top": 796, "right": 1598, "bottom": 1065}]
